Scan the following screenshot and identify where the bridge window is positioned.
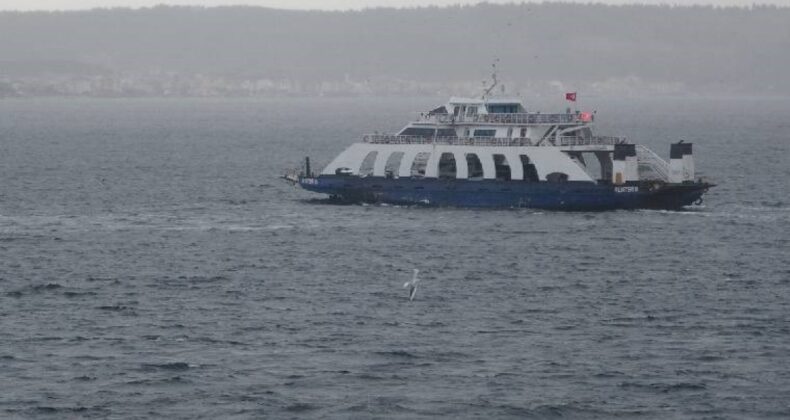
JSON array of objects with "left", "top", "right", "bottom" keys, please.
[
  {"left": 486, "top": 104, "right": 520, "bottom": 114},
  {"left": 359, "top": 151, "right": 377, "bottom": 176},
  {"left": 520, "top": 154, "right": 539, "bottom": 182},
  {"left": 438, "top": 153, "right": 457, "bottom": 179},
  {"left": 410, "top": 152, "right": 431, "bottom": 178},
  {"left": 436, "top": 128, "right": 457, "bottom": 137},
  {"left": 428, "top": 106, "right": 447, "bottom": 115},
  {"left": 473, "top": 129, "right": 496, "bottom": 137},
  {"left": 466, "top": 153, "right": 484, "bottom": 179},
  {"left": 400, "top": 127, "right": 435, "bottom": 137},
  {"left": 493, "top": 154, "right": 511, "bottom": 181},
  {"left": 385, "top": 152, "right": 404, "bottom": 178}
]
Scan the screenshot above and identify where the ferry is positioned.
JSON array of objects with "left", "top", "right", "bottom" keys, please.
[{"left": 283, "top": 94, "right": 713, "bottom": 211}]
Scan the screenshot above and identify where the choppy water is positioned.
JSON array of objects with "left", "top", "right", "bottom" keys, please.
[{"left": 1, "top": 96, "right": 789, "bottom": 419}]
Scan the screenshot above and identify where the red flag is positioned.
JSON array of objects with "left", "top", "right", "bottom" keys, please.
[
  {"left": 565, "top": 92, "right": 577, "bottom": 102},
  {"left": 580, "top": 112, "right": 593, "bottom": 122}
]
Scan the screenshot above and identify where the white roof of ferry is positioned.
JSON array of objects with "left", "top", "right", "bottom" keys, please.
[{"left": 448, "top": 96, "right": 525, "bottom": 105}]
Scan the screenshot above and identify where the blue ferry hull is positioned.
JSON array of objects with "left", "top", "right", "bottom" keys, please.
[{"left": 298, "top": 176, "right": 711, "bottom": 211}]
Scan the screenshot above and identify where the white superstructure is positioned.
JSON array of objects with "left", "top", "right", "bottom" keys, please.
[{"left": 321, "top": 96, "right": 679, "bottom": 185}]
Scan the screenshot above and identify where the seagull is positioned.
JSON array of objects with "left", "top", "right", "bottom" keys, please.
[{"left": 403, "top": 269, "right": 420, "bottom": 301}]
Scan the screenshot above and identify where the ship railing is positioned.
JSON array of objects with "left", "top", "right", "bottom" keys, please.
[
  {"left": 363, "top": 134, "right": 626, "bottom": 147},
  {"left": 636, "top": 144, "right": 670, "bottom": 181},
  {"left": 557, "top": 136, "right": 627, "bottom": 146},
  {"left": 424, "top": 113, "right": 582, "bottom": 125},
  {"left": 363, "top": 134, "right": 533, "bottom": 146}
]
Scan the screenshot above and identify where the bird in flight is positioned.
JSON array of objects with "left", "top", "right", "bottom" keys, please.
[{"left": 403, "top": 269, "right": 420, "bottom": 301}]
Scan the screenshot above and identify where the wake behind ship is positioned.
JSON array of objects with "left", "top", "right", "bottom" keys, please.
[{"left": 284, "top": 95, "right": 713, "bottom": 211}]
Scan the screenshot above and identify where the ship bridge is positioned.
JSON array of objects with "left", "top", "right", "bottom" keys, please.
[{"left": 401, "top": 96, "right": 597, "bottom": 145}]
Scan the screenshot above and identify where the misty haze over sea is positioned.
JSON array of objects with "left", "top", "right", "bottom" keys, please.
[{"left": 1, "top": 3, "right": 789, "bottom": 98}]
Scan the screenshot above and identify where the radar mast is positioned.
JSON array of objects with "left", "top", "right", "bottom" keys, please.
[{"left": 481, "top": 58, "right": 500, "bottom": 101}]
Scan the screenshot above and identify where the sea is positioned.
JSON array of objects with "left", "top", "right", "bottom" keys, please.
[{"left": 0, "top": 96, "right": 788, "bottom": 419}]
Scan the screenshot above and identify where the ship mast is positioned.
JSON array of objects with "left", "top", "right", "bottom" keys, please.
[{"left": 481, "top": 58, "right": 499, "bottom": 101}]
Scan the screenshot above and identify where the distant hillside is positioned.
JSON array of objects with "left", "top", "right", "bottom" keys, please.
[{"left": 1, "top": 4, "right": 788, "bottom": 97}]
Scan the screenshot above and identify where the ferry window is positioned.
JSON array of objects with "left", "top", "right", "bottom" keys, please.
[
  {"left": 464, "top": 129, "right": 470, "bottom": 137},
  {"left": 359, "top": 151, "right": 377, "bottom": 176},
  {"left": 493, "top": 154, "right": 511, "bottom": 181},
  {"left": 400, "top": 127, "right": 435, "bottom": 137},
  {"left": 466, "top": 107, "right": 478, "bottom": 117},
  {"left": 507, "top": 127, "right": 513, "bottom": 138},
  {"left": 436, "top": 128, "right": 457, "bottom": 138},
  {"left": 520, "top": 127, "right": 527, "bottom": 138},
  {"left": 473, "top": 129, "right": 496, "bottom": 137},
  {"left": 546, "top": 172, "right": 569, "bottom": 183},
  {"left": 438, "top": 153, "right": 457, "bottom": 179},
  {"left": 453, "top": 106, "right": 460, "bottom": 117},
  {"left": 385, "top": 152, "right": 404, "bottom": 178},
  {"left": 520, "top": 154, "right": 539, "bottom": 182},
  {"left": 465, "top": 154, "right": 484, "bottom": 179},
  {"left": 410, "top": 152, "right": 431, "bottom": 178}
]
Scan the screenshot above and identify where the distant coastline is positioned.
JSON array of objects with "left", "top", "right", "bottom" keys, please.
[
  {"left": 1, "top": 4, "right": 788, "bottom": 98},
  {"left": 0, "top": 73, "right": 698, "bottom": 98}
]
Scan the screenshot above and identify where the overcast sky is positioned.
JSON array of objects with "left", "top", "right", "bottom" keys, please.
[{"left": 2, "top": 0, "right": 789, "bottom": 11}]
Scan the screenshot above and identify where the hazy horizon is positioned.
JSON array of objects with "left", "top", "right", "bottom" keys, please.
[
  {"left": 1, "top": 2, "right": 788, "bottom": 98},
  {"left": 3, "top": 0, "right": 790, "bottom": 11}
]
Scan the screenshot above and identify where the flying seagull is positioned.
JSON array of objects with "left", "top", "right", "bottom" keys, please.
[{"left": 403, "top": 269, "right": 420, "bottom": 301}]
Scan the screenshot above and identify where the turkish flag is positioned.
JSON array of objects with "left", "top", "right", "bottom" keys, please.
[{"left": 565, "top": 92, "right": 577, "bottom": 102}]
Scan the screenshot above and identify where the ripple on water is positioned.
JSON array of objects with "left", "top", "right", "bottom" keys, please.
[{"left": 1, "top": 97, "right": 789, "bottom": 418}]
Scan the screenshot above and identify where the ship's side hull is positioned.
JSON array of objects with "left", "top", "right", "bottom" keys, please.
[{"left": 298, "top": 175, "right": 711, "bottom": 211}]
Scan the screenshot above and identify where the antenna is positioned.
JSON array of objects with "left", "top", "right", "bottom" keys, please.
[{"left": 482, "top": 58, "right": 500, "bottom": 100}]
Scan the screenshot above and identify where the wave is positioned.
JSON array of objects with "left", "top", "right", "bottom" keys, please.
[
  {"left": 140, "top": 362, "right": 191, "bottom": 371},
  {"left": 6, "top": 283, "right": 63, "bottom": 297},
  {"left": 374, "top": 350, "right": 419, "bottom": 359},
  {"left": 619, "top": 381, "right": 707, "bottom": 393}
]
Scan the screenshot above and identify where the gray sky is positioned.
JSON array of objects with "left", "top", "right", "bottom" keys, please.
[{"left": 2, "top": 0, "right": 789, "bottom": 11}]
